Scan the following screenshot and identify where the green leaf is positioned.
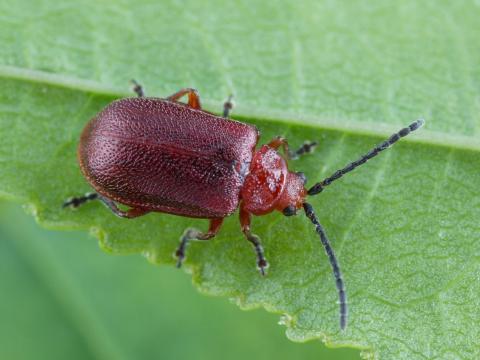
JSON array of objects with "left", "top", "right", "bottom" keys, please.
[{"left": 1, "top": 1, "right": 479, "bottom": 359}]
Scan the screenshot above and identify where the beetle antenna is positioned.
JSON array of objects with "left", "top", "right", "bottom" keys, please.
[
  {"left": 308, "top": 119, "right": 424, "bottom": 195},
  {"left": 303, "top": 202, "right": 347, "bottom": 330}
]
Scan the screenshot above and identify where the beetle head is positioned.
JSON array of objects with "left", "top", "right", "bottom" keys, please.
[{"left": 277, "top": 171, "right": 307, "bottom": 216}]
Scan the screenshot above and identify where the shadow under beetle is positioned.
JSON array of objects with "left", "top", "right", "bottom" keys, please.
[{"left": 64, "top": 81, "right": 424, "bottom": 330}]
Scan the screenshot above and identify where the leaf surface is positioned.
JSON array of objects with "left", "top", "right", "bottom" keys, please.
[{"left": 1, "top": 1, "right": 479, "bottom": 359}]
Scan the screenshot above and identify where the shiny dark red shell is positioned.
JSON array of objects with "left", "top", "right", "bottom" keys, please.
[{"left": 78, "top": 98, "right": 259, "bottom": 218}]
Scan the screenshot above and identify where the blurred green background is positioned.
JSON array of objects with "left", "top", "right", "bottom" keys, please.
[{"left": 0, "top": 202, "right": 359, "bottom": 359}]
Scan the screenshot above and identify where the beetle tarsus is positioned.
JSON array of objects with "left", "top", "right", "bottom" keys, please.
[
  {"left": 244, "top": 230, "right": 269, "bottom": 276},
  {"left": 257, "top": 258, "right": 269, "bottom": 276},
  {"left": 223, "top": 94, "right": 234, "bottom": 118},
  {"left": 174, "top": 219, "right": 224, "bottom": 268},
  {"left": 288, "top": 141, "right": 318, "bottom": 160},
  {"left": 175, "top": 249, "right": 185, "bottom": 268},
  {"left": 175, "top": 228, "right": 199, "bottom": 268},
  {"left": 62, "top": 192, "right": 98, "bottom": 209},
  {"left": 130, "top": 79, "right": 144, "bottom": 97},
  {"left": 175, "top": 252, "right": 185, "bottom": 268}
]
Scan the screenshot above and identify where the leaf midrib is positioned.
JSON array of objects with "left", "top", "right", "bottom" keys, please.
[{"left": 1, "top": 64, "right": 479, "bottom": 153}]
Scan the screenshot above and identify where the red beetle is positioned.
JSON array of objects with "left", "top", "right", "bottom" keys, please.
[{"left": 64, "top": 81, "right": 424, "bottom": 330}]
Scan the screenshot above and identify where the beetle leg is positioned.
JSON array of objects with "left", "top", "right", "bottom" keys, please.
[
  {"left": 223, "top": 95, "right": 234, "bottom": 118},
  {"left": 175, "top": 218, "right": 224, "bottom": 268},
  {"left": 63, "top": 192, "right": 98, "bottom": 208},
  {"left": 289, "top": 141, "right": 317, "bottom": 160},
  {"left": 63, "top": 193, "right": 148, "bottom": 218},
  {"left": 97, "top": 195, "right": 150, "bottom": 218},
  {"left": 267, "top": 137, "right": 317, "bottom": 160},
  {"left": 167, "top": 88, "right": 202, "bottom": 109},
  {"left": 130, "top": 79, "right": 144, "bottom": 97},
  {"left": 239, "top": 205, "right": 268, "bottom": 276},
  {"left": 267, "top": 136, "right": 295, "bottom": 160},
  {"left": 268, "top": 136, "right": 290, "bottom": 155}
]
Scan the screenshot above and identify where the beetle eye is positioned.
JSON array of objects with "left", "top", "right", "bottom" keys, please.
[
  {"left": 282, "top": 205, "right": 297, "bottom": 217},
  {"left": 296, "top": 172, "right": 307, "bottom": 185}
]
